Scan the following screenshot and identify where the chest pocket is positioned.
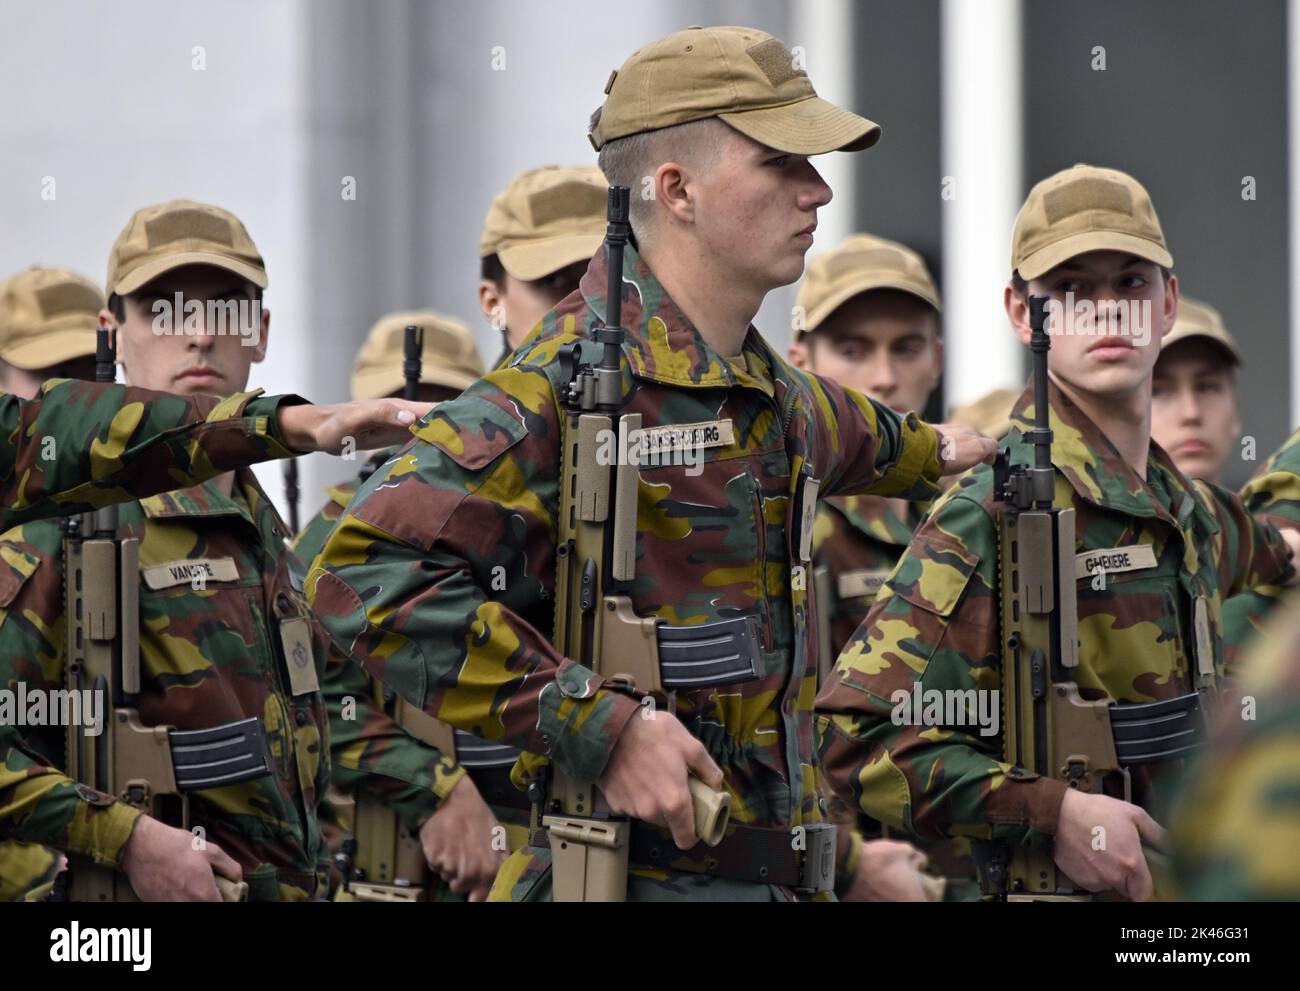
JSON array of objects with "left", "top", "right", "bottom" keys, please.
[{"left": 1074, "top": 539, "right": 1189, "bottom": 701}]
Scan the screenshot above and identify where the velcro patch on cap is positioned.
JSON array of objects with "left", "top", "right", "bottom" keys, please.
[
  {"left": 826, "top": 248, "right": 904, "bottom": 280},
  {"left": 527, "top": 181, "right": 606, "bottom": 228},
  {"left": 1044, "top": 178, "right": 1133, "bottom": 225},
  {"left": 145, "top": 209, "right": 234, "bottom": 248},
  {"left": 747, "top": 38, "right": 805, "bottom": 87},
  {"left": 35, "top": 282, "right": 101, "bottom": 319}
]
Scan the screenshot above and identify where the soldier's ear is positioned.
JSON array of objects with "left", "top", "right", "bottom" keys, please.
[
  {"left": 656, "top": 161, "right": 694, "bottom": 225},
  {"left": 98, "top": 309, "right": 125, "bottom": 366},
  {"left": 1004, "top": 284, "right": 1032, "bottom": 346},
  {"left": 479, "top": 279, "right": 503, "bottom": 323},
  {"left": 249, "top": 306, "right": 270, "bottom": 363},
  {"left": 1159, "top": 273, "right": 1179, "bottom": 346}
]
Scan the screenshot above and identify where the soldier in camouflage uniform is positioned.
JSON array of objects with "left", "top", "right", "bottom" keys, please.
[
  {"left": 295, "top": 310, "right": 518, "bottom": 901},
  {"left": 786, "top": 234, "right": 968, "bottom": 899},
  {"left": 479, "top": 165, "right": 607, "bottom": 364},
  {"left": 1222, "top": 428, "right": 1300, "bottom": 675},
  {"left": 300, "top": 166, "right": 605, "bottom": 898},
  {"left": 0, "top": 199, "right": 376, "bottom": 901},
  {"left": 1173, "top": 584, "right": 1300, "bottom": 900},
  {"left": 0, "top": 266, "right": 104, "bottom": 899},
  {"left": 308, "top": 25, "right": 994, "bottom": 902},
  {"left": 817, "top": 164, "right": 1297, "bottom": 901},
  {"left": 1150, "top": 297, "right": 1242, "bottom": 485}
]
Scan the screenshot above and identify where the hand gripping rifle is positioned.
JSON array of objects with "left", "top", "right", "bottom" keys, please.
[
  {"left": 61, "top": 328, "right": 269, "bottom": 902},
  {"left": 539, "top": 187, "right": 749, "bottom": 901}
]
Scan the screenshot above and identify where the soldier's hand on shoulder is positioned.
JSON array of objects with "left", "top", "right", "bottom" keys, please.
[
  {"left": 597, "top": 713, "right": 724, "bottom": 850},
  {"left": 278, "top": 399, "right": 431, "bottom": 455},
  {"left": 1053, "top": 788, "right": 1168, "bottom": 901},
  {"left": 120, "top": 813, "right": 243, "bottom": 902},
  {"left": 932, "top": 422, "right": 998, "bottom": 476},
  {"left": 419, "top": 774, "right": 507, "bottom": 902}
]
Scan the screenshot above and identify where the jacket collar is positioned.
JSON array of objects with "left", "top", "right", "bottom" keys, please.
[
  {"left": 1007, "top": 375, "right": 1219, "bottom": 537},
  {"left": 578, "top": 241, "right": 782, "bottom": 392}
]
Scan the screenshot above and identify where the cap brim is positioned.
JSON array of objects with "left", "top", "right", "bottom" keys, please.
[
  {"left": 350, "top": 366, "right": 480, "bottom": 402},
  {"left": 498, "top": 234, "right": 603, "bottom": 282},
  {"left": 112, "top": 250, "right": 269, "bottom": 295},
  {"left": 719, "top": 97, "right": 880, "bottom": 155},
  {"left": 801, "top": 273, "right": 940, "bottom": 335},
  {"left": 1017, "top": 230, "right": 1173, "bottom": 281},
  {"left": 0, "top": 326, "right": 99, "bottom": 370},
  {"left": 1159, "top": 329, "right": 1240, "bottom": 366}
]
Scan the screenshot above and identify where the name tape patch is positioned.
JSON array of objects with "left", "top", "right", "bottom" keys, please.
[
  {"left": 838, "top": 570, "right": 891, "bottom": 599},
  {"left": 142, "top": 557, "right": 240, "bottom": 590},
  {"left": 1075, "top": 544, "right": 1158, "bottom": 580},
  {"left": 635, "top": 419, "right": 734, "bottom": 455}
]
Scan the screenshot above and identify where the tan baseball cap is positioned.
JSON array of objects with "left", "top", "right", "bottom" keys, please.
[
  {"left": 794, "top": 234, "right": 940, "bottom": 336},
  {"left": 588, "top": 25, "right": 880, "bottom": 156},
  {"left": 480, "top": 166, "right": 607, "bottom": 282},
  {"left": 1012, "top": 164, "right": 1173, "bottom": 281},
  {"left": 351, "top": 310, "right": 485, "bottom": 401},
  {"left": 0, "top": 266, "right": 103, "bottom": 369},
  {"left": 1160, "top": 296, "right": 1239, "bottom": 366},
  {"left": 106, "top": 199, "right": 268, "bottom": 297}
]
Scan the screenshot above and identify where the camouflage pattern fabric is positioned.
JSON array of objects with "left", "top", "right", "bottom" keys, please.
[
  {"left": 1173, "top": 586, "right": 1300, "bottom": 899},
  {"left": 817, "top": 377, "right": 1293, "bottom": 872},
  {"left": 0, "top": 470, "right": 333, "bottom": 901},
  {"left": 295, "top": 450, "right": 522, "bottom": 902},
  {"left": 308, "top": 241, "right": 945, "bottom": 901},
  {"left": 811, "top": 494, "right": 978, "bottom": 899},
  {"left": 1, "top": 379, "right": 301, "bottom": 529},
  {"left": 1223, "top": 427, "right": 1300, "bottom": 676}
]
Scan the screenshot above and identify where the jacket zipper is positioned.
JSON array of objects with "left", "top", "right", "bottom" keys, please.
[{"left": 748, "top": 467, "right": 774, "bottom": 652}]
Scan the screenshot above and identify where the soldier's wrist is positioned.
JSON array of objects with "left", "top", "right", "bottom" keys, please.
[{"left": 271, "top": 399, "right": 322, "bottom": 454}]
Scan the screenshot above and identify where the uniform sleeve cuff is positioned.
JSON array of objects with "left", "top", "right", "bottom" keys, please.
[
  {"left": 240, "top": 391, "right": 310, "bottom": 459},
  {"left": 986, "top": 773, "right": 1070, "bottom": 836},
  {"left": 64, "top": 797, "right": 145, "bottom": 868},
  {"left": 868, "top": 413, "right": 942, "bottom": 499},
  {"left": 540, "top": 661, "right": 644, "bottom": 783}
]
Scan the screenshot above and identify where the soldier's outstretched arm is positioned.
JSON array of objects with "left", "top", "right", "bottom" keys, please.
[
  {"left": 307, "top": 363, "right": 642, "bottom": 786},
  {"left": 802, "top": 372, "right": 993, "bottom": 501},
  {"left": 0, "top": 379, "right": 427, "bottom": 529},
  {"left": 815, "top": 483, "right": 1068, "bottom": 845}
]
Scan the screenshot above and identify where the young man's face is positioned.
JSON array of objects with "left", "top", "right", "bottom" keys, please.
[
  {"left": 691, "top": 129, "right": 833, "bottom": 294},
  {"left": 479, "top": 260, "right": 587, "bottom": 350},
  {"left": 789, "top": 290, "right": 942, "bottom": 415},
  {"left": 1007, "top": 250, "right": 1177, "bottom": 400},
  {"left": 102, "top": 264, "right": 268, "bottom": 396},
  {"left": 0, "top": 355, "right": 98, "bottom": 399},
  {"left": 1150, "top": 338, "right": 1241, "bottom": 482}
]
